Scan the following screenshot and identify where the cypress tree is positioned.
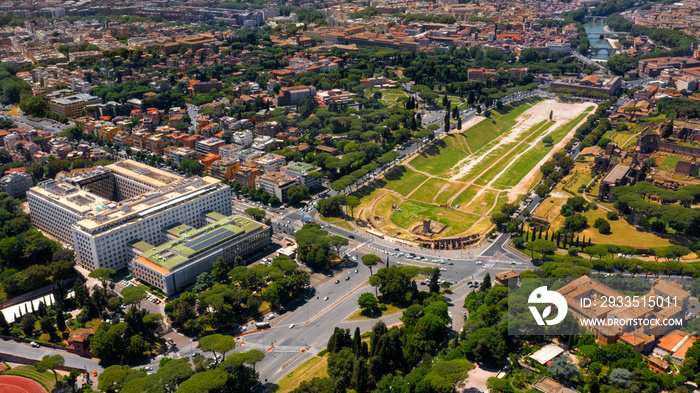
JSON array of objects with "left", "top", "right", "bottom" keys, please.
[
  {"left": 353, "top": 327, "right": 361, "bottom": 357},
  {"left": 0, "top": 311, "right": 8, "bottom": 334},
  {"left": 575, "top": 235, "right": 580, "bottom": 248},
  {"left": 588, "top": 238, "right": 592, "bottom": 247},
  {"left": 55, "top": 310, "right": 66, "bottom": 332},
  {"left": 556, "top": 232, "right": 561, "bottom": 248},
  {"left": 544, "top": 231, "right": 549, "bottom": 240}
]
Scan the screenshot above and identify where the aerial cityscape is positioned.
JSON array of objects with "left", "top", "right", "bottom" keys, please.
[{"left": 0, "top": 0, "right": 699, "bottom": 392}]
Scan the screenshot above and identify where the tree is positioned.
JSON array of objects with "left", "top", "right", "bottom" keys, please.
[
  {"left": 19, "top": 95, "right": 47, "bottom": 116},
  {"left": 358, "top": 292, "right": 379, "bottom": 314},
  {"left": 199, "top": 334, "right": 236, "bottom": 364},
  {"left": 461, "top": 327, "right": 506, "bottom": 366},
  {"left": 287, "top": 184, "right": 310, "bottom": 205},
  {"left": 542, "top": 135, "right": 554, "bottom": 145},
  {"left": 0, "top": 311, "right": 9, "bottom": 334},
  {"left": 479, "top": 273, "right": 492, "bottom": 292},
  {"left": 121, "top": 286, "right": 146, "bottom": 308},
  {"left": 39, "top": 316, "right": 54, "bottom": 337},
  {"left": 347, "top": 196, "right": 360, "bottom": 218},
  {"left": 597, "top": 219, "right": 611, "bottom": 234},
  {"left": 549, "top": 356, "right": 579, "bottom": 381},
  {"left": 245, "top": 207, "right": 266, "bottom": 222},
  {"left": 535, "top": 184, "right": 549, "bottom": 199},
  {"left": 549, "top": 110, "right": 553, "bottom": 120},
  {"left": 608, "top": 368, "right": 633, "bottom": 388},
  {"left": 362, "top": 254, "right": 381, "bottom": 275},
  {"left": 526, "top": 239, "right": 557, "bottom": 260},
  {"left": 98, "top": 365, "right": 138, "bottom": 391},
  {"left": 429, "top": 267, "right": 440, "bottom": 293},
  {"left": 179, "top": 159, "right": 202, "bottom": 176},
  {"left": 36, "top": 354, "right": 64, "bottom": 383},
  {"left": 584, "top": 244, "right": 609, "bottom": 261},
  {"left": 88, "top": 268, "right": 115, "bottom": 288},
  {"left": 211, "top": 257, "right": 229, "bottom": 283},
  {"left": 662, "top": 119, "right": 674, "bottom": 139}
]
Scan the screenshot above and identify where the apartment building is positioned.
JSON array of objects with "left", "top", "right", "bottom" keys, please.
[
  {"left": 276, "top": 86, "right": 317, "bottom": 106},
  {"left": 27, "top": 160, "right": 232, "bottom": 271},
  {"left": 195, "top": 137, "right": 225, "bottom": 156},
  {"left": 254, "top": 153, "right": 286, "bottom": 173},
  {"left": 281, "top": 162, "right": 322, "bottom": 189},
  {"left": 131, "top": 212, "right": 271, "bottom": 295},
  {"left": 164, "top": 146, "right": 197, "bottom": 165},
  {"left": 48, "top": 93, "right": 102, "bottom": 118},
  {"left": 234, "top": 163, "right": 263, "bottom": 189},
  {"left": 255, "top": 172, "right": 297, "bottom": 202},
  {"left": 0, "top": 172, "right": 34, "bottom": 197}
]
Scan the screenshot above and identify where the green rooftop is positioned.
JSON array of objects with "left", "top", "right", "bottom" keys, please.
[
  {"left": 139, "top": 213, "right": 264, "bottom": 270},
  {"left": 164, "top": 223, "right": 193, "bottom": 237},
  {"left": 285, "top": 162, "right": 318, "bottom": 175}
]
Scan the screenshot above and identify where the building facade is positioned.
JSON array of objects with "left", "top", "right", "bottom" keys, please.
[
  {"left": 130, "top": 212, "right": 271, "bottom": 295},
  {"left": 27, "top": 160, "right": 232, "bottom": 271},
  {"left": 48, "top": 94, "right": 102, "bottom": 118},
  {"left": 1, "top": 172, "right": 34, "bottom": 197}
]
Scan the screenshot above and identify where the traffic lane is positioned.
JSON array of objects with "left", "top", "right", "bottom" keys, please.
[{"left": 237, "top": 282, "right": 373, "bottom": 382}]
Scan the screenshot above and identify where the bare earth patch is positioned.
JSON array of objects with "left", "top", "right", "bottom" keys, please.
[{"left": 508, "top": 101, "right": 597, "bottom": 201}]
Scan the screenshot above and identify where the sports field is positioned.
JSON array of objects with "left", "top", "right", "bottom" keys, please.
[{"left": 353, "top": 98, "right": 595, "bottom": 242}]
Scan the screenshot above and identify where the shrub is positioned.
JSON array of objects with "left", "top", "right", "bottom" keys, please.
[
  {"left": 597, "top": 219, "right": 611, "bottom": 235},
  {"left": 606, "top": 211, "right": 619, "bottom": 220},
  {"left": 513, "top": 237, "right": 526, "bottom": 249},
  {"left": 568, "top": 247, "right": 579, "bottom": 256}
]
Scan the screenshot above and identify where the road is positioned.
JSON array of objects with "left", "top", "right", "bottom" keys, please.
[
  {"left": 570, "top": 50, "right": 609, "bottom": 73},
  {"left": 0, "top": 339, "right": 103, "bottom": 372},
  {"left": 4, "top": 111, "right": 74, "bottom": 134}
]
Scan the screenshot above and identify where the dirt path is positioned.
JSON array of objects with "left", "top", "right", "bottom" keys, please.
[{"left": 508, "top": 102, "right": 597, "bottom": 202}]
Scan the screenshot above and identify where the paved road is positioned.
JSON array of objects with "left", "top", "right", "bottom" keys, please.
[
  {"left": 0, "top": 339, "right": 103, "bottom": 372},
  {"left": 5, "top": 112, "right": 73, "bottom": 134},
  {"left": 570, "top": 51, "right": 609, "bottom": 73}
]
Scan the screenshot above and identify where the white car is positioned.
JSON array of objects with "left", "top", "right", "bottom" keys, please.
[
  {"left": 324, "top": 296, "right": 329, "bottom": 301},
  {"left": 289, "top": 324, "right": 295, "bottom": 329},
  {"left": 476, "top": 261, "right": 483, "bottom": 265}
]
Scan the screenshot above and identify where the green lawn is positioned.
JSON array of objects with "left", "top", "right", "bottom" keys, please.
[
  {"left": 373, "top": 192, "right": 405, "bottom": 218},
  {"left": 370, "top": 88, "right": 409, "bottom": 106},
  {"left": 463, "top": 100, "right": 540, "bottom": 153},
  {"left": 4, "top": 366, "right": 54, "bottom": 392},
  {"left": 463, "top": 189, "right": 499, "bottom": 216},
  {"left": 411, "top": 178, "right": 449, "bottom": 203},
  {"left": 409, "top": 134, "right": 471, "bottom": 176},
  {"left": 391, "top": 201, "right": 479, "bottom": 236},
  {"left": 320, "top": 215, "right": 353, "bottom": 230},
  {"left": 473, "top": 143, "right": 531, "bottom": 186},
  {"left": 638, "top": 113, "right": 667, "bottom": 124},
  {"left": 276, "top": 356, "right": 328, "bottom": 393},
  {"left": 410, "top": 100, "right": 544, "bottom": 179},
  {"left": 492, "top": 111, "right": 592, "bottom": 188},
  {"left": 383, "top": 166, "right": 429, "bottom": 196},
  {"left": 452, "top": 186, "right": 479, "bottom": 210},
  {"left": 434, "top": 181, "right": 467, "bottom": 205},
  {"left": 348, "top": 304, "right": 403, "bottom": 320},
  {"left": 659, "top": 156, "right": 681, "bottom": 172}
]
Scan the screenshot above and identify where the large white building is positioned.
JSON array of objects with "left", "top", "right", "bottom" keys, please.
[
  {"left": 131, "top": 211, "right": 271, "bottom": 295},
  {"left": 27, "top": 160, "right": 231, "bottom": 271}
]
